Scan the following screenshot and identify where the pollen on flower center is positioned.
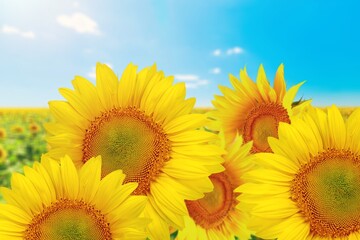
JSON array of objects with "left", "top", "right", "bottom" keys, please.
[
  {"left": 25, "top": 199, "right": 112, "bottom": 240},
  {"left": 291, "top": 149, "right": 360, "bottom": 238},
  {"left": 185, "top": 172, "right": 237, "bottom": 230},
  {"left": 82, "top": 107, "right": 171, "bottom": 195},
  {"left": 242, "top": 103, "right": 290, "bottom": 153}
]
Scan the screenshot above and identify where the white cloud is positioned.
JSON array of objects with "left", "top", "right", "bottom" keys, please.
[
  {"left": 212, "top": 49, "right": 221, "bottom": 56},
  {"left": 175, "top": 74, "right": 209, "bottom": 89},
  {"left": 57, "top": 12, "right": 100, "bottom": 35},
  {"left": 2, "top": 25, "right": 35, "bottom": 39},
  {"left": 2, "top": 25, "right": 17, "bottom": 34},
  {"left": 210, "top": 67, "right": 221, "bottom": 74},
  {"left": 226, "top": 46, "right": 244, "bottom": 55},
  {"left": 186, "top": 80, "right": 209, "bottom": 89},
  {"left": 174, "top": 74, "right": 199, "bottom": 82},
  {"left": 212, "top": 46, "right": 245, "bottom": 57},
  {"left": 87, "top": 69, "right": 96, "bottom": 79},
  {"left": 88, "top": 63, "right": 112, "bottom": 79}
]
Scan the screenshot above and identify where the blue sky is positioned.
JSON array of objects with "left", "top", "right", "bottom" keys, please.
[{"left": 1, "top": 0, "right": 360, "bottom": 107}]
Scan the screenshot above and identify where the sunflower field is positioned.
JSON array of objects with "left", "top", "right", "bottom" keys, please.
[
  {"left": 0, "top": 109, "right": 52, "bottom": 198},
  {"left": 1, "top": 63, "right": 360, "bottom": 240}
]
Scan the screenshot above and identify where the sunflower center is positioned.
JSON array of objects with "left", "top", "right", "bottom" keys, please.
[
  {"left": 185, "top": 172, "right": 237, "bottom": 229},
  {"left": 25, "top": 199, "right": 111, "bottom": 240},
  {"left": 82, "top": 107, "right": 171, "bottom": 195},
  {"left": 242, "top": 103, "right": 290, "bottom": 153},
  {"left": 291, "top": 149, "right": 360, "bottom": 238}
]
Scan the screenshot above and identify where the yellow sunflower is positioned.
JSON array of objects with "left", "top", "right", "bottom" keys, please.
[
  {"left": 0, "top": 155, "right": 148, "bottom": 239},
  {"left": 11, "top": 125, "right": 24, "bottom": 134},
  {"left": 176, "top": 134, "right": 253, "bottom": 240},
  {"left": 239, "top": 105, "right": 360, "bottom": 239},
  {"left": 211, "top": 64, "right": 308, "bottom": 152},
  {"left": 0, "top": 145, "right": 7, "bottom": 163},
  {"left": 0, "top": 128, "right": 7, "bottom": 140},
  {"left": 29, "top": 122, "right": 41, "bottom": 134},
  {"left": 46, "top": 63, "right": 225, "bottom": 239}
]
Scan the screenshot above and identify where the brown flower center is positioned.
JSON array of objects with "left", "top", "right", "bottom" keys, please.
[
  {"left": 242, "top": 103, "right": 290, "bottom": 153},
  {"left": 185, "top": 172, "right": 238, "bottom": 230}
]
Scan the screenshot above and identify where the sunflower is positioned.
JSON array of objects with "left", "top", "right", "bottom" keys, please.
[
  {"left": 239, "top": 105, "right": 360, "bottom": 239},
  {"left": 46, "top": 63, "right": 225, "bottom": 239},
  {"left": 29, "top": 122, "right": 40, "bottom": 134},
  {"left": 0, "top": 155, "right": 148, "bottom": 239},
  {"left": 0, "top": 145, "right": 7, "bottom": 163},
  {"left": 11, "top": 125, "right": 24, "bottom": 134},
  {"left": 0, "top": 128, "right": 6, "bottom": 140},
  {"left": 176, "top": 134, "right": 253, "bottom": 240},
  {"left": 211, "top": 64, "right": 308, "bottom": 153}
]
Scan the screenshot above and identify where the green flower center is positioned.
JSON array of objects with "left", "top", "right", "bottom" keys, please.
[
  {"left": 25, "top": 199, "right": 111, "bottom": 240},
  {"left": 82, "top": 107, "right": 171, "bottom": 195},
  {"left": 291, "top": 149, "right": 360, "bottom": 238}
]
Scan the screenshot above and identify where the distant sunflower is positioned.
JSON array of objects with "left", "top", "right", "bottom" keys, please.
[
  {"left": 177, "top": 134, "right": 253, "bottom": 240},
  {"left": 46, "top": 63, "right": 224, "bottom": 239},
  {"left": 0, "top": 155, "right": 148, "bottom": 239},
  {"left": 239, "top": 106, "right": 360, "bottom": 239},
  {"left": 0, "top": 128, "right": 6, "bottom": 140},
  {"left": 212, "top": 64, "right": 307, "bottom": 152},
  {"left": 29, "top": 122, "right": 40, "bottom": 134},
  {"left": 0, "top": 145, "right": 7, "bottom": 163},
  {"left": 11, "top": 125, "right": 24, "bottom": 134}
]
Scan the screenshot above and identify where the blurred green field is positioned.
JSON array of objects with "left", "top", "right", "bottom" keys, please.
[
  {"left": 0, "top": 108, "right": 53, "bottom": 202},
  {"left": 0, "top": 106, "right": 358, "bottom": 203}
]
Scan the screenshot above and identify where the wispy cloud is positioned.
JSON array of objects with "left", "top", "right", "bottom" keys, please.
[
  {"left": 1, "top": 25, "right": 35, "bottom": 39},
  {"left": 88, "top": 63, "right": 113, "bottom": 79},
  {"left": 57, "top": 12, "right": 100, "bottom": 35},
  {"left": 212, "top": 49, "right": 221, "bottom": 56},
  {"left": 185, "top": 80, "right": 209, "bottom": 89},
  {"left": 175, "top": 74, "right": 209, "bottom": 89},
  {"left": 174, "top": 74, "right": 199, "bottom": 81},
  {"left": 226, "top": 46, "right": 244, "bottom": 55},
  {"left": 87, "top": 69, "right": 96, "bottom": 79},
  {"left": 212, "top": 46, "right": 244, "bottom": 56},
  {"left": 210, "top": 67, "right": 221, "bottom": 74}
]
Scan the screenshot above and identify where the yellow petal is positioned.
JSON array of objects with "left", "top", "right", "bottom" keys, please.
[
  {"left": 254, "top": 153, "right": 299, "bottom": 174},
  {"left": 327, "top": 105, "right": 346, "bottom": 149},
  {"left": 60, "top": 155, "right": 79, "bottom": 200},
  {"left": 96, "top": 63, "right": 119, "bottom": 109},
  {"left": 0, "top": 204, "right": 31, "bottom": 224},
  {"left": 273, "top": 63, "right": 286, "bottom": 102},
  {"left": 23, "top": 166, "right": 52, "bottom": 206},
  {"left": 72, "top": 76, "right": 103, "bottom": 116},
  {"left": 78, "top": 156, "right": 102, "bottom": 203},
  {"left": 252, "top": 198, "right": 298, "bottom": 218},
  {"left": 169, "top": 130, "right": 218, "bottom": 146},
  {"left": 282, "top": 81, "right": 305, "bottom": 112},
  {"left": 118, "top": 63, "right": 139, "bottom": 107},
  {"left": 59, "top": 88, "right": 94, "bottom": 120},
  {"left": 10, "top": 173, "right": 43, "bottom": 215},
  {"left": 109, "top": 195, "right": 147, "bottom": 224},
  {"left": 48, "top": 101, "right": 87, "bottom": 130},
  {"left": 164, "top": 114, "right": 206, "bottom": 134},
  {"left": 143, "top": 204, "right": 170, "bottom": 240}
]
